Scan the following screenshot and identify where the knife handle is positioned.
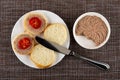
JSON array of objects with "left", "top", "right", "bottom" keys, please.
[{"left": 71, "top": 51, "right": 110, "bottom": 70}]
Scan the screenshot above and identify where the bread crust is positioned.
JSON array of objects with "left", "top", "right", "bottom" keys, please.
[{"left": 31, "top": 56, "right": 53, "bottom": 69}]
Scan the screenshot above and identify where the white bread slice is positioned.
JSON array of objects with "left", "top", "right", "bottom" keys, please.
[
  {"left": 31, "top": 44, "right": 56, "bottom": 69},
  {"left": 44, "top": 23, "right": 67, "bottom": 45}
]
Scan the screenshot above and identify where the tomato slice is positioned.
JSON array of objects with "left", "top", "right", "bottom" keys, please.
[
  {"left": 18, "top": 37, "right": 31, "bottom": 49},
  {"left": 29, "top": 17, "right": 42, "bottom": 29}
]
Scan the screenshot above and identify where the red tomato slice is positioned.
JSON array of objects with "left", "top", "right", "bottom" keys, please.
[
  {"left": 29, "top": 17, "right": 42, "bottom": 29},
  {"left": 18, "top": 37, "right": 31, "bottom": 49}
]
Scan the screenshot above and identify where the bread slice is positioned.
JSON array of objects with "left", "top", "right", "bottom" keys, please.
[
  {"left": 44, "top": 23, "right": 67, "bottom": 45},
  {"left": 23, "top": 12, "right": 48, "bottom": 35},
  {"left": 31, "top": 44, "right": 56, "bottom": 69},
  {"left": 12, "top": 34, "right": 34, "bottom": 55}
]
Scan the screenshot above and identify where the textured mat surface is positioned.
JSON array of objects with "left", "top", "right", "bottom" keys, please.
[{"left": 0, "top": 0, "right": 120, "bottom": 80}]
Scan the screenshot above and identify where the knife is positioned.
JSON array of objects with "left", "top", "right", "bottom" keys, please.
[{"left": 35, "top": 36, "right": 110, "bottom": 70}]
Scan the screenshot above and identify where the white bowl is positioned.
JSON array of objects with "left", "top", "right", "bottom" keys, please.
[{"left": 73, "top": 12, "right": 111, "bottom": 49}]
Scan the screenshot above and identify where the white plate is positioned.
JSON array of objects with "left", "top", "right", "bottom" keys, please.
[
  {"left": 73, "top": 12, "right": 111, "bottom": 49},
  {"left": 11, "top": 10, "right": 70, "bottom": 69}
]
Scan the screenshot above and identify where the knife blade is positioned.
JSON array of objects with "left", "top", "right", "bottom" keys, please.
[
  {"left": 35, "top": 36, "right": 71, "bottom": 55},
  {"left": 35, "top": 36, "right": 110, "bottom": 70}
]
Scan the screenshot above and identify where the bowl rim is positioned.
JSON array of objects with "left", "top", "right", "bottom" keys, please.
[{"left": 73, "top": 12, "right": 111, "bottom": 49}]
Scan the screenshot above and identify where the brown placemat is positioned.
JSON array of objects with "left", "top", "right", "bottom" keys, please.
[{"left": 0, "top": 0, "right": 120, "bottom": 80}]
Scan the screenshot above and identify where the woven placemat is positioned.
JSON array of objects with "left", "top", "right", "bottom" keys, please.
[{"left": 0, "top": 0, "right": 120, "bottom": 80}]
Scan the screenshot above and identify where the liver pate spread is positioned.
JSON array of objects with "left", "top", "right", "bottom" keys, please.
[{"left": 75, "top": 16, "right": 108, "bottom": 45}]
